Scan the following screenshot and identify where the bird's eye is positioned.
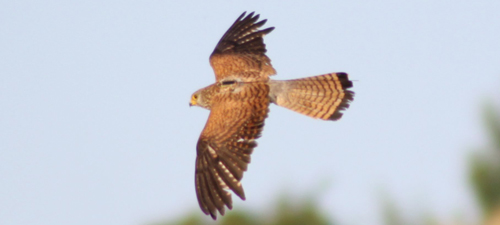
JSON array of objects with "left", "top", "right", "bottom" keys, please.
[{"left": 192, "top": 95, "right": 198, "bottom": 100}]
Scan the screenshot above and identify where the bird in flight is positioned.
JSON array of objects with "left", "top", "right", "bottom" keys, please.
[{"left": 189, "top": 12, "right": 354, "bottom": 219}]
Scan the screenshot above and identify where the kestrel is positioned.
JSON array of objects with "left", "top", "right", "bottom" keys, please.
[{"left": 189, "top": 12, "right": 354, "bottom": 219}]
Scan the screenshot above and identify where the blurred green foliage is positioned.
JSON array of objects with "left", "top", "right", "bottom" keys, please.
[
  {"left": 469, "top": 103, "right": 500, "bottom": 217},
  {"left": 151, "top": 192, "right": 333, "bottom": 225},
  {"left": 380, "top": 192, "right": 440, "bottom": 225}
]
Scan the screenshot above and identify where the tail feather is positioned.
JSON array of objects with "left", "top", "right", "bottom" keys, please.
[{"left": 269, "top": 73, "right": 354, "bottom": 121}]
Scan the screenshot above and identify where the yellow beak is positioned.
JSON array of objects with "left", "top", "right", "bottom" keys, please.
[{"left": 189, "top": 99, "right": 196, "bottom": 107}]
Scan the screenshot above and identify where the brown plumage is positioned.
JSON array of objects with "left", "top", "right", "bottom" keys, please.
[
  {"left": 269, "top": 72, "right": 354, "bottom": 120},
  {"left": 189, "top": 12, "right": 354, "bottom": 219},
  {"left": 209, "top": 12, "right": 276, "bottom": 82}
]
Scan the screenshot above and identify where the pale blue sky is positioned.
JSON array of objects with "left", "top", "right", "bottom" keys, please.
[{"left": 1, "top": 1, "right": 499, "bottom": 225}]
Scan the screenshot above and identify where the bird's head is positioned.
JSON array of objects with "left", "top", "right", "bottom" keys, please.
[{"left": 189, "top": 87, "right": 212, "bottom": 109}]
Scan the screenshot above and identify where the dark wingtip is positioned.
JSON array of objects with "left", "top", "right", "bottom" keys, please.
[
  {"left": 210, "top": 212, "right": 217, "bottom": 220},
  {"left": 242, "top": 11, "right": 256, "bottom": 21},
  {"left": 261, "top": 27, "right": 275, "bottom": 35},
  {"left": 232, "top": 186, "right": 246, "bottom": 201},
  {"left": 237, "top": 11, "right": 247, "bottom": 20}
]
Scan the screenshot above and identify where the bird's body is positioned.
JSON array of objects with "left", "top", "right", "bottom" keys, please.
[
  {"left": 189, "top": 12, "right": 354, "bottom": 219},
  {"left": 192, "top": 73, "right": 352, "bottom": 119}
]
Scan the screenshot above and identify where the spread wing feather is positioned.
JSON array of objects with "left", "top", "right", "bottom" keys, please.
[
  {"left": 210, "top": 12, "right": 276, "bottom": 82},
  {"left": 195, "top": 82, "right": 269, "bottom": 219}
]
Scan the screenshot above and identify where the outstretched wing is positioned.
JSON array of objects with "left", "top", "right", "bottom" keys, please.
[
  {"left": 210, "top": 12, "right": 276, "bottom": 82},
  {"left": 195, "top": 82, "right": 269, "bottom": 219}
]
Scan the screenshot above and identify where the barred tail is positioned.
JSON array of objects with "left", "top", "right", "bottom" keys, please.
[{"left": 269, "top": 72, "right": 354, "bottom": 121}]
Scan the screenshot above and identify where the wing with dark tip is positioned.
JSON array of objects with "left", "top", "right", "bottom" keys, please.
[
  {"left": 194, "top": 82, "right": 269, "bottom": 219},
  {"left": 209, "top": 12, "right": 276, "bottom": 82}
]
